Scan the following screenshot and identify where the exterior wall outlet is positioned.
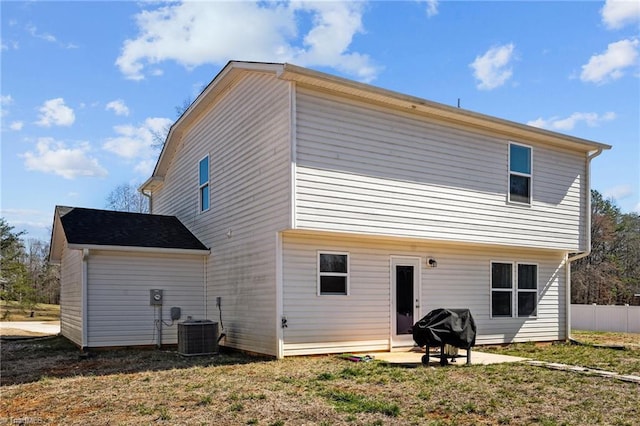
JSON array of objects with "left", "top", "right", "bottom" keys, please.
[{"left": 170, "top": 307, "right": 181, "bottom": 320}]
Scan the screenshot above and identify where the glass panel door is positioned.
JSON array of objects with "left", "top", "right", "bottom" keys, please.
[
  {"left": 391, "top": 257, "right": 421, "bottom": 347},
  {"left": 396, "top": 266, "right": 414, "bottom": 335}
]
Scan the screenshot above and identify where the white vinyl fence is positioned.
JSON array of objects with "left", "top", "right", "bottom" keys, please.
[{"left": 572, "top": 304, "right": 640, "bottom": 333}]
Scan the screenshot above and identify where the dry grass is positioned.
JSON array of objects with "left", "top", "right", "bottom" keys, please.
[
  {"left": 572, "top": 330, "right": 640, "bottom": 348},
  {"left": 0, "top": 301, "right": 60, "bottom": 321},
  {"left": 1, "top": 335, "right": 639, "bottom": 425},
  {"left": 485, "top": 332, "right": 640, "bottom": 376}
]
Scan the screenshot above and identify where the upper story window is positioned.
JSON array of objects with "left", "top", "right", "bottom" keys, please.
[
  {"left": 199, "top": 155, "right": 210, "bottom": 212},
  {"left": 491, "top": 262, "right": 538, "bottom": 318},
  {"left": 509, "top": 143, "right": 532, "bottom": 204},
  {"left": 318, "top": 252, "right": 349, "bottom": 295}
]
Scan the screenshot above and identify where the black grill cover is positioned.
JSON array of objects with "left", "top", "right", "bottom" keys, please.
[{"left": 412, "top": 308, "right": 477, "bottom": 348}]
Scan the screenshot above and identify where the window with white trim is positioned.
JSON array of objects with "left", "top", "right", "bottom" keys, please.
[
  {"left": 318, "top": 252, "right": 349, "bottom": 295},
  {"left": 509, "top": 143, "right": 532, "bottom": 204},
  {"left": 491, "top": 262, "right": 538, "bottom": 318},
  {"left": 199, "top": 155, "right": 210, "bottom": 212}
]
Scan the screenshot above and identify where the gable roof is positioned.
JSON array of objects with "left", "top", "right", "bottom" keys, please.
[
  {"left": 141, "top": 60, "right": 611, "bottom": 193},
  {"left": 50, "top": 206, "right": 208, "bottom": 262}
]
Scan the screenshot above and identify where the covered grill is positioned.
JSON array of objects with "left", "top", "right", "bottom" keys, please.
[{"left": 412, "top": 308, "right": 477, "bottom": 366}]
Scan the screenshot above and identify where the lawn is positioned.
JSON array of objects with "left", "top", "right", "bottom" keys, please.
[
  {"left": 0, "top": 300, "right": 60, "bottom": 321},
  {"left": 1, "top": 334, "right": 638, "bottom": 425}
]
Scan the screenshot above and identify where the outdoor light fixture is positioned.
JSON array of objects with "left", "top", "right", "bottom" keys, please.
[{"left": 428, "top": 258, "right": 438, "bottom": 268}]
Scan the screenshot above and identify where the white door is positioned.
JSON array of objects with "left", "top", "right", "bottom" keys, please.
[{"left": 391, "top": 257, "right": 421, "bottom": 347}]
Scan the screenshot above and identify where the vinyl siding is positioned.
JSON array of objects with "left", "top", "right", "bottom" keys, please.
[
  {"left": 60, "top": 246, "right": 83, "bottom": 346},
  {"left": 294, "top": 87, "right": 586, "bottom": 251},
  {"left": 282, "top": 231, "right": 566, "bottom": 356},
  {"left": 152, "top": 72, "right": 291, "bottom": 356},
  {"left": 86, "top": 251, "right": 205, "bottom": 347}
]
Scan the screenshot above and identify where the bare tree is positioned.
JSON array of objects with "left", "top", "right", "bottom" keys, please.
[
  {"left": 105, "top": 183, "right": 149, "bottom": 213},
  {"left": 571, "top": 191, "right": 640, "bottom": 305},
  {"left": 151, "top": 96, "right": 193, "bottom": 148}
]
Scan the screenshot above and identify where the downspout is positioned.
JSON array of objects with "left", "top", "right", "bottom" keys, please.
[
  {"left": 565, "top": 148, "right": 603, "bottom": 340},
  {"left": 141, "top": 190, "right": 152, "bottom": 214},
  {"left": 203, "top": 256, "right": 207, "bottom": 318},
  {"left": 82, "top": 249, "right": 89, "bottom": 350}
]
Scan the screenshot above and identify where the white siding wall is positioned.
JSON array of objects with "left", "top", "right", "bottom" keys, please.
[
  {"left": 60, "top": 246, "right": 83, "bottom": 346},
  {"left": 294, "top": 87, "right": 586, "bottom": 251},
  {"left": 86, "top": 251, "right": 206, "bottom": 347},
  {"left": 152, "top": 72, "right": 292, "bottom": 356},
  {"left": 282, "top": 231, "right": 566, "bottom": 356}
]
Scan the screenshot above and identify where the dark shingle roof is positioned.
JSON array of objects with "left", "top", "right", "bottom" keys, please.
[{"left": 57, "top": 207, "right": 208, "bottom": 251}]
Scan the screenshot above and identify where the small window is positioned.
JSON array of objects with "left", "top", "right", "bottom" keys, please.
[
  {"left": 318, "top": 252, "right": 349, "bottom": 295},
  {"left": 491, "top": 261, "right": 538, "bottom": 318},
  {"left": 199, "top": 156, "right": 209, "bottom": 212},
  {"left": 491, "top": 263, "right": 512, "bottom": 317},
  {"left": 509, "top": 143, "right": 532, "bottom": 204},
  {"left": 517, "top": 263, "right": 538, "bottom": 317}
]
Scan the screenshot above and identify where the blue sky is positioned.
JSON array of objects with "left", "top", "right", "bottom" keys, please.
[{"left": 1, "top": 0, "right": 639, "bottom": 242}]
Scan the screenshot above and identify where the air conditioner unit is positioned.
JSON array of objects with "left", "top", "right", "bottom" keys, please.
[{"left": 178, "top": 320, "right": 218, "bottom": 356}]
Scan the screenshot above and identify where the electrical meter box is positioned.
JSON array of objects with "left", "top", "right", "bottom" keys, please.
[{"left": 150, "top": 289, "right": 163, "bottom": 305}]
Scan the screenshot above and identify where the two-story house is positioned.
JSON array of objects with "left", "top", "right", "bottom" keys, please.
[{"left": 50, "top": 61, "right": 610, "bottom": 357}]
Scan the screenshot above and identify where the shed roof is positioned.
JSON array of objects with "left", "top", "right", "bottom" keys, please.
[{"left": 50, "top": 206, "right": 208, "bottom": 262}]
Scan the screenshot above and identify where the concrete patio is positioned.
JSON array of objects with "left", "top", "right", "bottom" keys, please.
[
  {"left": 370, "top": 347, "right": 528, "bottom": 367},
  {"left": 0, "top": 321, "right": 61, "bottom": 337}
]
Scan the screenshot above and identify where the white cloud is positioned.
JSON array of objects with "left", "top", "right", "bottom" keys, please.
[
  {"left": 601, "top": 0, "right": 640, "bottom": 29},
  {"left": 470, "top": 43, "right": 516, "bottom": 90},
  {"left": 420, "top": 0, "right": 439, "bottom": 17},
  {"left": 1, "top": 39, "right": 19, "bottom": 51},
  {"left": 0, "top": 94, "right": 13, "bottom": 117},
  {"left": 106, "top": 99, "right": 130, "bottom": 116},
  {"left": 26, "top": 24, "right": 56, "bottom": 43},
  {"left": 9, "top": 121, "right": 24, "bottom": 131},
  {"left": 580, "top": 38, "right": 639, "bottom": 84},
  {"left": 115, "top": 1, "right": 379, "bottom": 82},
  {"left": 527, "top": 111, "right": 616, "bottom": 131},
  {"left": 604, "top": 184, "right": 634, "bottom": 201},
  {"left": 24, "top": 24, "right": 77, "bottom": 49},
  {"left": 0, "top": 209, "right": 51, "bottom": 236},
  {"left": 134, "top": 159, "right": 157, "bottom": 176},
  {"left": 103, "top": 117, "right": 172, "bottom": 161},
  {"left": 21, "top": 137, "right": 108, "bottom": 179},
  {"left": 36, "top": 98, "right": 75, "bottom": 127}
]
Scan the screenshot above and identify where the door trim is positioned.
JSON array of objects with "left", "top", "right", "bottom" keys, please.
[{"left": 390, "top": 256, "right": 421, "bottom": 348}]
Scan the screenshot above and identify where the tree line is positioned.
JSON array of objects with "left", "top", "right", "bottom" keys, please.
[
  {"left": 571, "top": 190, "right": 640, "bottom": 306},
  {"left": 0, "top": 218, "right": 60, "bottom": 307},
  {"left": 1, "top": 188, "right": 638, "bottom": 308}
]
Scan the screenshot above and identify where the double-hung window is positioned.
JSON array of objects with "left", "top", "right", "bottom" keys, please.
[
  {"left": 199, "top": 155, "right": 210, "bottom": 212},
  {"left": 318, "top": 252, "right": 349, "bottom": 295},
  {"left": 491, "top": 262, "right": 538, "bottom": 318},
  {"left": 509, "top": 143, "right": 532, "bottom": 204}
]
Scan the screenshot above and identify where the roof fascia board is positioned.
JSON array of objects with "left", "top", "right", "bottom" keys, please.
[
  {"left": 140, "top": 176, "right": 164, "bottom": 193},
  {"left": 279, "top": 63, "right": 611, "bottom": 152},
  {"left": 49, "top": 206, "right": 73, "bottom": 263},
  {"left": 67, "top": 243, "right": 210, "bottom": 256}
]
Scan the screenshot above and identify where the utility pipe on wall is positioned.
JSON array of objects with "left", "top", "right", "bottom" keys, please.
[
  {"left": 81, "top": 249, "right": 89, "bottom": 350},
  {"left": 565, "top": 148, "right": 603, "bottom": 340}
]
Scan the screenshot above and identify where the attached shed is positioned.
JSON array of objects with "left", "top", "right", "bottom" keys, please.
[{"left": 50, "top": 206, "right": 210, "bottom": 349}]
